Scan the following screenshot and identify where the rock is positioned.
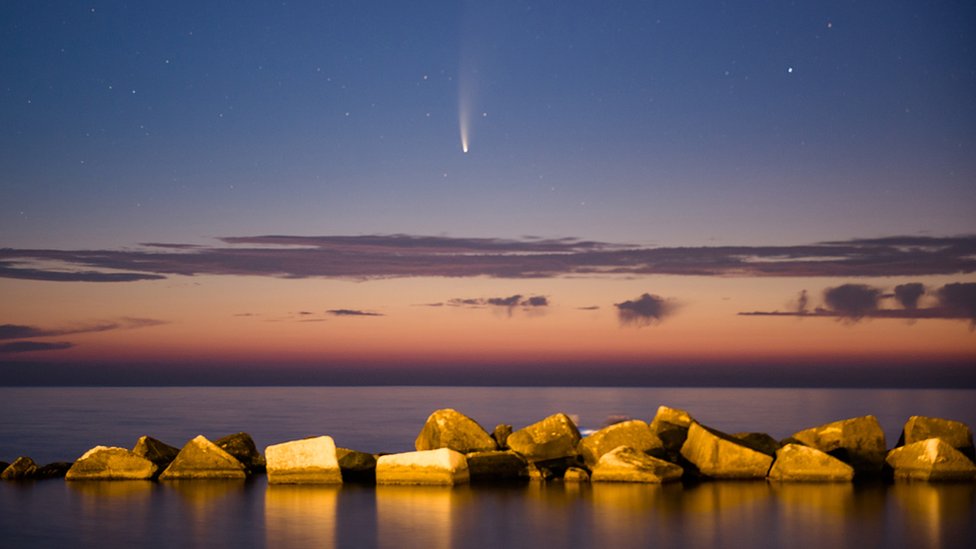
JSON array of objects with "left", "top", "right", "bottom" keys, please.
[
  {"left": 414, "top": 408, "right": 497, "bottom": 453},
  {"left": 507, "top": 413, "right": 581, "bottom": 463},
  {"left": 733, "top": 432, "right": 782, "bottom": 457},
  {"left": 0, "top": 462, "right": 7, "bottom": 475},
  {"left": 158, "top": 435, "right": 248, "bottom": 480},
  {"left": 648, "top": 405, "right": 693, "bottom": 453},
  {"left": 680, "top": 422, "right": 774, "bottom": 479},
  {"left": 66, "top": 446, "right": 157, "bottom": 480},
  {"left": 578, "top": 419, "right": 663, "bottom": 467},
  {"left": 886, "top": 438, "right": 976, "bottom": 481},
  {"left": 592, "top": 446, "right": 684, "bottom": 483},
  {"left": 215, "top": 432, "right": 265, "bottom": 473},
  {"left": 336, "top": 448, "right": 377, "bottom": 483},
  {"left": 1, "top": 457, "right": 38, "bottom": 480},
  {"left": 767, "top": 443, "right": 855, "bottom": 482},
  {"left": 265, "top": 436, "right": 342, "bottom": 484},
  {"left": 35, "top": 462, "right": 71, "bottom": 479},
  {"left": 791, "top": 415, "right": 886, "bottom": 476},
  {"left": 563, "top": 467, "right": 590, "bottom": 482},
  {"left": 375, "top": 448, "right": 469, "bottom": 485},
  {"left": 523, "top": 463, "right": 554, "bottom": 481},
  {"left": 493, "top": 424, "right": 513, "bottom": 449},
  {"left": 132, "top": 436, "right": 180, "bottom": 469},
  {"left": 466, "top": 450, "right": 527, "bottom": 482},
  {"left": 898, "top": 416, "right": 974, "bottom": 461}
]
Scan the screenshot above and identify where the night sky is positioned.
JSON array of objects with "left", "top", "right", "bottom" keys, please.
[{"left": 2, "top": 1, "right": 974, "bottom": 386}]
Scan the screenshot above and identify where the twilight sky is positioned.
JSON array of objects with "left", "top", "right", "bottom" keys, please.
[{"left": 1, "top": 1, "right": 974, "bottom": 385}]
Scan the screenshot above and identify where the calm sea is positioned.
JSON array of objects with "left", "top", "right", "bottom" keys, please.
[{"left": 1, "top": 386, "right": 974, "bottom": 548}]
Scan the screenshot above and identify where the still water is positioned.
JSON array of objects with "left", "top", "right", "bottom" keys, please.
[{"left": 1, "top": 387, "right": 975, "bottom": 548}]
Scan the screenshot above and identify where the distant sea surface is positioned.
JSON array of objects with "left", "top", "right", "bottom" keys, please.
[{"left": 2, "top": 386, "right": 975, "bottom": 548}]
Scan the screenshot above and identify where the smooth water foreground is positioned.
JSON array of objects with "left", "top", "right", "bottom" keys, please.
[{"left": 2, "top": 386, "right": 975, "bottom": 548}]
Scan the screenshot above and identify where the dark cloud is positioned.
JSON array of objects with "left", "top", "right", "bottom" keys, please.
[
  {"left": 327, "top": 309, "right": 383, "bottom": 317},
  {"left": 0, "top": 341, "right": 74, "bottom": 354},
  {"left": 1, "top": 234, "right": 973, "bottom": 282},
  {"left": 795, "top": 290, "right": 809, "bottom": 314},
  {"left": 446, "top": 295, "right": 549, "bottom": 311},
  {"left": 0, "top": 318, "right": 166, "bottom": 340},
  {"left": 615, "top": 293, "right": 674, "bottom": 327},
  {"left": 823, "top": 284, "right": 882, "bottom": 320},
  {"left": 894, "top": 283, "right": 926, "bottom": 310},
  {"left": 938, "top": 282, "right": 976, "bottom": 323},
  {"left": 577, "top": 306, "right": 600, "bottom": 310}
]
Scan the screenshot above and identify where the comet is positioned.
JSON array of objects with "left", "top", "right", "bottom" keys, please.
[{"left": 458, "top": 74, "right": 472, "bottom": 153}]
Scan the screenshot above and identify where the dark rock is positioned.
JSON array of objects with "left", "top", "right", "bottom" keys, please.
[
  {"left": 493, "top": 424, "right": 513, "bottom": 450},
  {"left": 507, "top": 413, "right": 581, "bottom": 463},
  {"left": 680, "top": 422, "right": 773, "bottom": 479},
  {"left": 791, "top": 415, "right": 886, "bottom": 477},
  {"left": 66, "top": 447, "right": 157, "bottom": 480},
  {"left": 414, "top": 408, "right": 497, "bottom": 453},
  {"left": 732, "top": 432, "right": 782, "bottom": 457},
  {"left": 578, "top": 419, "right": 662, "bottom": 467},
  {"left": 159, "top": 435, "right": 248, "bottom": 480},
  {"left": 132, "top": 435, "right": 180, "bottom": 469},
  {"left": 563, "top": 467, "right": 591, "bottom": 482},
  {"left": 767, "top": 443, "right": 855, "bottom": 482},
  {"left": 0, "top": 462, "right": 7, "bottom": 475},
  {"left": 1, "top": 456, "right": 39, "bottom": 480},
  {"left": 886, "top": 438, "right": 976, "bottom": 481},
  {"left": 466, "top": 450, "right": 527, "bottom": 482},
  {"left": 36, "top": 462, "right": 72, "bottom": 480},
  {"left": 215, "top": 432, "right": 265, "bottom": 473},
  {"left": 592, "top": 446, "right": 683, "bottom": 483},
  {"left": 336, "top": 447, "right": 377, "bottom": 483},
  {"left": 897, "top": 416, "right": 974, "bottom": 461},
  {"left": 649, "top": 405, "right": 693, "bottom": 453}
]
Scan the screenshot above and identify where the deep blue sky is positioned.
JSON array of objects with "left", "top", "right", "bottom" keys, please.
[{"left": 2, "top": 1, "right": 974, "bottom": 249}]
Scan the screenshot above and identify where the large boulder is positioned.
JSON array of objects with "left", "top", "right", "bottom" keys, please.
[
  {"left": 767, "top": 443, "right": 855, "bottom": 482},
  {"left": 493, "top": 424, "right": 513, "bottom": 449},
  {"left": 732, "top": 433, "right": 781, "bottom": 457},
  {"left": 265, "top": 436, "right": 342, "bottom": 484},
  {"left": 578, "top": 419, "right": 662, "bottom": 467},
  {"left": 36, "top": 462, "right": 72, "bottom": 479},
  {"left": 507, "top": 413, "right": 581, "bottom": 464},
  {"left": 158, "top": 435, "right": 248, "bottom": 480},
  {"left": 66, "top": 446, "right": 157, "bottom": 480},
  {"left": 336, "top": 448, "right": 377, "bottom": 483},
  {"left": 414, "top": 409, "right": 497, "bottom": 453},
  {"left": 897, "top": 416, "right": 974, "bottom": 461},
  {"left": 466, "top": 450, "right": 527, "bottom": 482},
  {"left": 1, "top": 457, "right": 38, "bottom": 480},
  {"left": 791, "top": 415, "right": 886, "bottom": 476},
  {"left": 563, "top": 467, "right": 590, "bottom": 482},
  {"left": 648, "top": 405, "right": 693, "bottom": 453},
  {"left": 592, "top": 446, "right": 684, "bottom": 483},
  {"left": 375, "top": 448, "right": 470, "bottom": 485},
  {"left": 215, "top": 432, "right": 265, "bottom": 473},
  {"left": 132, "top": 436, "right": 180, "bottom": 469},
  {"left": 680, "top": 422, "right": 773, "bottom": 479},
  {"left": 886, "top": 438, "right": 976, "bottom": 481}
]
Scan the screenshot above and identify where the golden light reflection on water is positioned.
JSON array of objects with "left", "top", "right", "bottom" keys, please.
[
  {"left": 67, "top": 480, "right": 155, "bottom": 501},
  {"left": 892, "top": 482, "right": 976, "bottom": 548},
  {"left": 376, "top": 485, "right": 473, "bottom": 549},
  {"left": 769, "top": 482, "right": 862, "bottom": 546},
  {"left": 265, "top": 485, "right": 339, "bottom": 548}
]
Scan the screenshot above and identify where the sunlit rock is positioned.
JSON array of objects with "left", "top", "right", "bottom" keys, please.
[
  {"left": 592, "top": 446, "right": 683, "bottom": 483},
  {"left": 265, "top": 436, "right": 342, "bottom": 484},
  {"left": 886, "top": 438, "right": 976, "bottom": 481},
  {"left": 898, "top": 416, "right": 974, "bottom": 461},
  {"left": 375, "top": 448, "right": 469, "bottom": 485},
  {"left": 767, "top": 443, "right": 855, "bottom": 482},
  {"left": 507, "top": 413, "right": 581, "bottom": 463},
  {"left": 732, "top": 432, "right": 781, "bottom": 457},
  {"left": 563, "top": 466, "right": 591, "bottom": 482},
  {"left": 578, "top": 419, "right": 662, "bottom": 467},
  {"left": 158, "top": 435, "right": 247, "bottom": 480},
  {"left": 132, "top": 435, "right": 180, "bottom": 469},
  {"left": 791, "top": 415, "right": 886, "bottom": 476},
  {"left": 414, "top": 408, "right": 497, "bottom": 453},
  {"left": 66, "top": 446, "right": 157, "bottom": 480},
  {"left": 648, "top": 405, "right": 693, "bottom": 453},
  {"left": 523, "top": 462, "right": 554, "bottom": 481},
  {"left": 336, "top": 447, "right": 377, "bottom": 483},
  {"left": 493, "top": 424, "right": 513, "bottom": 449},
  {"left": 1, "top": 457, "right": 38, "bottom": 480},
  {"left": 215, "top": 432, "right": 265, "bottom": 473},
  {"left": 466, "top": 450, "right": 527, "bottom": 482},
  {"left": 681, "top": 422, "right": 774, "bottom": 479}
]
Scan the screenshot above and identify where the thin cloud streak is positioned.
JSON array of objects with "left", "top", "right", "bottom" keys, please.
[
  {"left": 327, "top": 309, "right": 384, "bottom": 317},
  {"left": 0, "top": 318, "right": 167, "bottom": 340},
  {"left": 0, "top": 341, "right": 74, "bottom": 354},
  {"left": 1, "top": 234, "right": 974, "bottom": 282}
]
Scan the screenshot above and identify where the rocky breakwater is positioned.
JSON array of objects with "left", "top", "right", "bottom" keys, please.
[{"left": 2, "top": 407, "right": 975, "bottom": 486}]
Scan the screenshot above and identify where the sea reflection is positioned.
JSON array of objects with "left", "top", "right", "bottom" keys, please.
[
  {"left": 769, "top": 482, "right": 861, "bottom": 546},
  {"left": 163, "top": 480, "right": 248, "bottom": 546},
  {"left": 892, "top": 482, "right": 976, "bottom": 549},
  {"left": 66, "top": 481, "right": 156, "bottom": 548},
  {"left": 264, "top": 484, "right": 339, "bottom": 548},
  {"left": 375, "top": 485, "right": 474, "bottom": 549}
]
